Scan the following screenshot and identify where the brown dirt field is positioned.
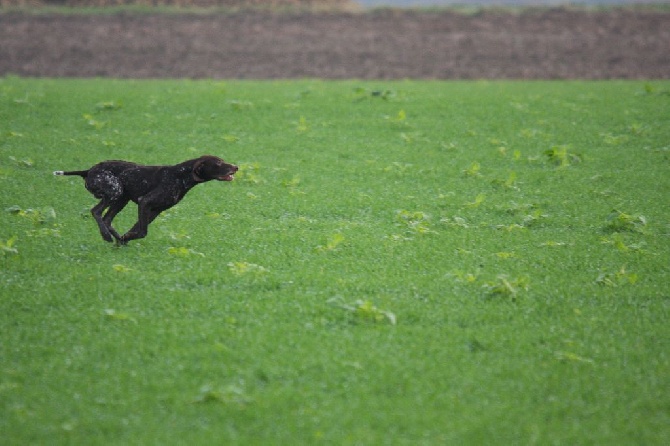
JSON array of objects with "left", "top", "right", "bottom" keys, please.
[{"left": 1, "top": 8, "right": 669, "bottom": 79}]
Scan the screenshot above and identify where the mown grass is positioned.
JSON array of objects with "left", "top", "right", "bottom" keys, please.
[{"left": 1, "top": 77, "right": 669, "bottom": 444}]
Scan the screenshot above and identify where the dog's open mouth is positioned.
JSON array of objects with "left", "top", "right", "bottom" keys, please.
[{"left": 218, "top": 173, "right": 235, "bottom": 181}]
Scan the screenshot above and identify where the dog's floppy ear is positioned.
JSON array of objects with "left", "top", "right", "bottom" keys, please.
[{"left": 192, "top": 158, "right": 206, "bottom": 182}]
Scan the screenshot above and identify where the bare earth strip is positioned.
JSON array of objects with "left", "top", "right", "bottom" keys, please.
[{"left": 1, "top": 8, "right": 669, "bottom": 79}]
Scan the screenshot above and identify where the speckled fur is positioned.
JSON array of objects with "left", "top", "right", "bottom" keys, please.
[{"left": 55, "top": 155, "right": 238, "bottom": 245}]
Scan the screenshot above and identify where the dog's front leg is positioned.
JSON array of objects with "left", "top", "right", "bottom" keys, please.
[
  {"left": 91, "top": 200, "right": 114, "bottom": 243},
  {"left": 118, "top": 203, "right": 161, "bottom": 245},
  {"left": 103, "top": 198, "right": 129, "bottom": 243}
]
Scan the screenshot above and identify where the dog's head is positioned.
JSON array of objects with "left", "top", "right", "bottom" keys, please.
[{"left": 192, "top": 155, "right": 238, "bottom": 183}]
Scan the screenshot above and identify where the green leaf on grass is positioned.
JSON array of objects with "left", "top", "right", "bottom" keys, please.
[
  {"left": 1, "top": 236, "right": 18, "bottom": 256},
  {"left": 545, "top": 145, "right": 582, "bottom": 167},
  {"left": 167, "top": 247, "right": 205, "bottom": 257},
  {"left": 104, "top": 309, "right": 136, "bottom": 323},
  {"left": 605, "top": 210, "right": 647, "bottom": 234},
  {"left": 328, "top": 297, "right": 396, "bottom": 325},
  {"left": 316, "top": 233, "right": 345, "bottom": 252},
  {"left": 596, "top": 266, "right": 638, "bottom": 287},
  {"left": 112, "top": 264, "right": 132, "bottom": 273},
  {"left": 227, "top": 261, "right": 268, "bottom": 277},
  {"left": 483, "top": 275, "right": 529, "bottom": 299}
]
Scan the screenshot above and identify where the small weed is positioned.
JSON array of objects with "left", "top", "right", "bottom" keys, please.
[
  {"left": 82, "top": 113, "right": 106, "bottom": 130},
  {"left": 228, "top": 100, "right": 254, "bottom": 110},
  {"left": 6, "top": 206, "right": 57, "bottom": 226},
  {"left": 282, "top": 176, "right": 301, "bottom": 188},
  {"left": 502, "top": 201, "right": 538, "bottom": 215},
  {"left": 464, "top": 193, "right": 485, "bottom": 208},
  {"left": 236, "top": 162, "right": 263, "bottom": 185},
  {"left": 222, "top": 134, "right": 240, "bottom": 143},
  {"left": 112, "top": 264, "right": 133, "bottom": 273},
  {"left": 554, "top": 351, "right": 594, "bottom": 365},
  {"left": 540, "top": 241, "right": 568, "bottom": 247},
  {"left": 600, "top": 234, "right": 646, "bottom": 253},
  {"left": 628, "top": 123, "right": 649, "bottom": 136},
  {"left": 382, "top": 162, "right": 413, "bottom": 174},
  {"left": 491, "top": 171, "right": 519, "bottom": 190},
  {"left": 26, "top": 227, "right": 61, "bottom": 238},
  {"left": 384, "top": 109, "right": 407, "bottom": 125},
  {"left": 352, "top": 87, "right": 395, "bottom": 102},
  {"left": 601, "top": 133, "right": 627, "bottom": 146},
  {"left": 396, "top": 210, "right": 435, "bottom": 234},
  {"left": 483, "top": 275, "right": 529, "bottom": 299},
  {"left": 294, "top": 116, "right": 309, "bottom": 133},
  {"left": 8, "top": 156, "right": 34, "bottom": 168},
  {"left": 103, "top": 309, "right": 137, "bottom": 323},
  {"left": 521, "top": 210, "right": 549, "bottom": 228},
  {"left": 316, "top": 233, "right": 345, "bottom": 252},
  {"left": 596, "top": 266, "right": 638, "bottom": 287},
  {"left": 544, "top": 145, "right": 582, "bottom": 167},
  {"left": 495, "top": 223, "right": 526, "bottom": 232},
  {"left": 193, "top": 384, "right": 252, "bottom": 406},
  {"left": 440, "top": 216, "right": 470, "bottom": 229},
  {"left": 328, "top": 297, "right": 397, "bottom": 325},
  {"left": 604, "top": 210, "right": 647, "bottom": 234},
  {"left": 167, "top": 247, "right": 205, "bottom": 257},
  {"left": 447, "top": 270, "right": 479, "bottom": 284},
  {"left": 95, "top": 100, "right": 122, "bottom": 111},
  {"left": 227, "top": 261, "right": 268, "bottom": 277},
  {"left": 0, "top": 236, "right": 18, "bottom": 256},
  {"left": 463, "top": 161, "right": 482, "bottom": 177},
  {"left": 384, "top": 234, "right": 414, "bottom": 242}
]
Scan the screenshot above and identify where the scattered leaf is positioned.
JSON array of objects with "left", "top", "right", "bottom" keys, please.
[
  {"left": 104, "top": 309, "right": 136, "bottom": 323},
  {"left": 328, "top": 297, "right": 396, "bottom": 325},
  {"left": 112, "top": 264, "right": 132, "bottom": 273},
  {"left": 0, "top": 236, "right": 18, "bottom": 256},
  {"left": 95, "top": 100, "right": 122, "bottom": 111},
  {"left": 229, "top": 100, "right": 254, "bottom": 110},
  {"left": 6, "top": 206, "right": 56, "bottom": 226},
  {"left": 167, "top": 247, "right": 205, "bottom": 257},
  {"left": 316, "top": 233, "right": 345, "bottom": 252},
  {"left": 465, "top": 194, "right": 485, "bottom": 208},
  {"left": 463, "top": 161, "right": 482, "bottom": 177},
  {"left": 555, "top": 351, "right": 594, "bottom": 364},
  {"left": 227, "top": 261, "right": 268, "bottom": 277},
  {"left": 282, "top": 176, "right": 301, "bottom": 188},
  {"left": 544, "top": 145, "right": 582, "bottom": 167},
  {"left": 396, "top": 210, "right": 434, "bottom": 234},
  {"left": 483, "top": 275, "right": 529, "bottom": 299},
  {"left": 541, "top": 241, "right": 567, "bottom": 247},
  {"left": 596, "top": 266, "right": 638, "bottom": 287},
  {"left": 9, "top": 156, "right": 33, "bottom": 168},
  {"left": 604, "top": 210, "right": 647, "bottom": 234},
  {"left": 193, "top": 384, "right": 252, "bottom": 406},
  {"left": 82, "top": 114, "right": 106, "bottom": 130},
  {"left": 295, "top": 116, "right": 309, "bottom": 133}
]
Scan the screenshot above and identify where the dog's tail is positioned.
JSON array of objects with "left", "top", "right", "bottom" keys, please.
[{"left": 53, "top": 169, "right": 89, "bottom": 177}]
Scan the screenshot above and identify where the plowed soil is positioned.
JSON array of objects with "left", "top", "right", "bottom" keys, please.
[{"left": 1, "top": 8, "right": 669, "bottom": 79}]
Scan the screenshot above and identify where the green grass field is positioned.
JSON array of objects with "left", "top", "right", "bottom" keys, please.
[{"left": 1, "top": 77, "right": 669, "bottom": 444}]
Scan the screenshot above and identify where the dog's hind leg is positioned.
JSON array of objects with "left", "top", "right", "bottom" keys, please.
[{"left": 86, "top": 169, "right": 127, "bottom": 243}]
